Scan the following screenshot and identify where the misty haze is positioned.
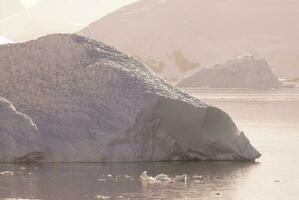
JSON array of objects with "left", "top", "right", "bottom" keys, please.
[{"left": 0, "top": 0, "right": 298, "bottom": 200}]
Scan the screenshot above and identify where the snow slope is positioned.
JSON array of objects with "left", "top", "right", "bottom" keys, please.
[
  {"left": 80, "top": 0, "right": 299, "bottom": 80},
  {"left": 177, "top": 55, "right": 281, "bottom": 88},
  {"left": 0, "top": 34, "right": 260, "bottom": 162}
]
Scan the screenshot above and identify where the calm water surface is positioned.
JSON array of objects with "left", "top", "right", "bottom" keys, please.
[{"left": 1, "top": 88, "right": 299, "bottom": 200}]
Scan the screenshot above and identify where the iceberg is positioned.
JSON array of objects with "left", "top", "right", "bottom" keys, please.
[
  {"left": 0, "top": 34, "right": 260, "bottom": 162},
  {"left": 177, "top": 55, "right": 281, "bottom": 88},
  {"left": 0, "top": 97, "right": 43, "bottom": 162}
]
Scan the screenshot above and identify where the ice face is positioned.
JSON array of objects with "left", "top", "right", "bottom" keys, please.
[
  {"left": 0, "top": 34, "right": 261, "bottom": 162},
  {"left": 0, "top": 97, "right": 43, "bottom": 162}
]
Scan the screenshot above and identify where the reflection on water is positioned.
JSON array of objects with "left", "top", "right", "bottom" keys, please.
[
  {"left": 1, "top": 88, "right": 299, "bottom": 200},
  {"left": 0, "top": 162, "right": 257, "bottom": 200}
]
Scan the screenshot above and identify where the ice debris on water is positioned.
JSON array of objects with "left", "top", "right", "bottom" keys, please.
[
  {"left": 140, "top": 171, "right": 187, "bottom": 184},
  {"left": 95, "top": 195, "right": 110, "bottom": 199},
  {"left": 192, "top": 175, "right": 202, "bottom": 179},
  {"left": 0, "top": 171, "right": 14, "bottom": 176}
]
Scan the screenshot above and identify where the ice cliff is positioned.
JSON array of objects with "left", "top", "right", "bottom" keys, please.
[
  {"left": 0, "top": 34, "right": 261, "bottom": 162},
  {"left": 177, "top": 55, "right": 281, "bottom": 88},
  {"left": 0, "top": 97, "right": 43, "bottom": 162}
]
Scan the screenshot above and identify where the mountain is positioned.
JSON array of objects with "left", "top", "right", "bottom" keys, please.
[
  {"left": 177, "top": 55, "right": 281, "bottom": 88},
  {"left": 0, "top": 0, "right": 25, "bottom": 19},
  {"left": 80, "top": 0, "right": 299, "bottom": 80},
  {"left": 0, "top": 34, "right": 260, "bottom": 162},
  {"left": 0, "top": 0, "right": 137, "bottom": 42}
]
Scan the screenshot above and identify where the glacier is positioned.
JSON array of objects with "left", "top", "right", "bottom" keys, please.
[{"left": 0, "top": 34, "right": 261, "bottom": 162}]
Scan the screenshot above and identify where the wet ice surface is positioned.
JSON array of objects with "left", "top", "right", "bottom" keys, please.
[{"left": 1, "top": 88, "right": 299, "bottom": 200}]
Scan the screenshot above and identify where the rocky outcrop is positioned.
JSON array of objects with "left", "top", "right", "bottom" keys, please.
[
  {"left": 177, "top": 55, "right": 281, "bottom": 88},
  {"left": 0, "top": 97, "right": 43, "bottom": 162},
  {"left": 0, "top": 34, "right": 260, "bottom": 162}
]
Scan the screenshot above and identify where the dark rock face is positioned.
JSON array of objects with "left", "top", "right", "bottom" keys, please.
[
  {"left": 177, "top": 55, "right": 281, "bottom": 88},
  {"left": 0, "top": 34, "right": 260, "bottom": 162}
]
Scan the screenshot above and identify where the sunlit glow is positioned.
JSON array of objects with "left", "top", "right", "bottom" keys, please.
[{"left": 18, "top": 0, "right": 40, "bottom": 9}]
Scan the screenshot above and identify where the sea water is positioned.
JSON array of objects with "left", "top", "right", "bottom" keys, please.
[{"left": 0, "top": 88, "right": 298, "bottom": 200}]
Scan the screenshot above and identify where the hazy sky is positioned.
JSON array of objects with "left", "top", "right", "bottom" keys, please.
[
  {"left": 0, "top": 0, "right": 138, "bottom": 42},
  {"left": 18, "top": 0, "right": 40, "bottom": 8},
  {"left": 17, "top": 0, "right": 137, "bottom": 10}
]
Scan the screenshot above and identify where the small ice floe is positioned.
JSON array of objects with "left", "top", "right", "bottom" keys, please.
[
  {"left": 123, "top": 174, "right": 131, "bottom": 179},
  {"left": 107, "top": 174, "right": 112, "bottom": 177},
  {"left": 140, "top": 171, "right": 187, "bottom": 184},
  {"left": 0, "top": 171, "right": 14, "bottom": 176},
  {"left": 192, "top": 175, "right": 202, "bottom": 179},
  {"left": 140, "top": 171, "right": 156, "bottom": 183},
  {"left": 154, "top": 174, "right": 172, "bottom": 183},
  {"left": 98, "top": 178, "right": 107, "bottom": 182},
  {"left": 173, "top": 174, "right": 187, "bottom": 184},
  {"left": 19, "top": 167, "right": 26, "bottom": 170},
  {"left": 95, "top": 195, "right": 110, "bottom": 199},
  {"left": 5, "top": 198, "right": 40, "bottom": 200}
]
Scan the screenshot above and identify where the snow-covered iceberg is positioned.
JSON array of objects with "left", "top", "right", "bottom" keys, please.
[
  {"left": 0, "top": 34, "right": 261, "bottom": 162},
  {"left": 177, "top": 55, "right": 281, "bottom": 88}
]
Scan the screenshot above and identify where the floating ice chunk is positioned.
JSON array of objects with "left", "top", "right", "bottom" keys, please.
[
  {"left": 95, "top": 195, "right": 110, "bottom": 199},
  {"left": 140, "top": 171, "right": 156, "bottom": 183},
  {"left": 140, "top": 171, "right": 187, "bottom": 184},
  {"left": 154, "top": 174, "right": 172, "bottom": 183},
  {"left": 192, "top": 175, "right": 202, "bottom": 179},
  {"left": 123, "top": 174, "right": 131, "bottom": 179},
  {"left": 173, "top": 174, "right": 187, "bottom": 183},
  {"left": 0, "top": 171, "right": 14, "bottom": 176}
]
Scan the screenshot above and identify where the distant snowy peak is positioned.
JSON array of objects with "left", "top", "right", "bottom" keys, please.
[
  {"left": 177, "top": 55, "right": 281, "bottom": 88},
  {"left": 80, "top": 0, "right": 299, "bottom": 79}
]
